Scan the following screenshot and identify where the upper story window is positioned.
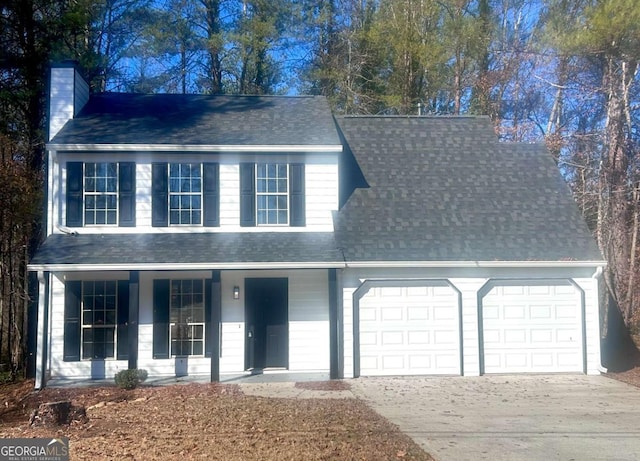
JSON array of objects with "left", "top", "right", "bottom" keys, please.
[
  {"left": 66, "top": 162, "right": 135, "bottom": 228},
  {"left": 84, "top": 163, "right": 118, "bottom": 225},
  {"left": 152, "top": 162, "right": 219, "bottom": 228},
  {"left": 169, "top": 163, "right": 202, "bottom": 225},
  {"left": 240, "top": 162, "right": 305, "bottom": 227},
  {"left": 256, "top": 163, "right": 288, "bottom": 225}
]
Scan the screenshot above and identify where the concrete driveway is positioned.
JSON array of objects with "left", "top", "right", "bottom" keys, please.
[{"left": 350, "top": 374, "right": 640, "bottom": 461}]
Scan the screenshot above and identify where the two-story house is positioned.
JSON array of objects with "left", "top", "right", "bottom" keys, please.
[{"left": 29, "top": 62, "right": 606, "bottom": 388}]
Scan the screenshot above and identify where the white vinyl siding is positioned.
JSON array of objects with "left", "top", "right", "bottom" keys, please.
[
  {"left": 305, "top": 163, "right": 338, "bottom": 229},
  {"left": 53, "top": 154, "right": 338, "bottom": 233}
]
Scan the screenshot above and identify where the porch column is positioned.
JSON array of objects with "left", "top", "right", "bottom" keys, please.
[
  {"left": 128, "top": 271, "right": 139, "bottom": 370},
  {"left": 329, "top": 268, "right": 343, "bottom": 379},
  {"left": 35, "top": 271, "right": 49, "bottom": 390},
  {"left": 210, "top": 270, "right": 221, "bottom": 382}
]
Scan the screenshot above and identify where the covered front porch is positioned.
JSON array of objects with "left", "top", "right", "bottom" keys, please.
[{"left": 33, "top": 267, "right": 343, "bottom": 389}]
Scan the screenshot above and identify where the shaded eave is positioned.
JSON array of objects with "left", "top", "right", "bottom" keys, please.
[
  {"left": 28, "top": 259, "right": 606, "bottom": 272},
  {"left": 46, "top": 143, "right": 343, "bottom": 153}
]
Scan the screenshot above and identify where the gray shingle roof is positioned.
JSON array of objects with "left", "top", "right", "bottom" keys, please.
[
  {"left": 50, "top": 94, "right": 341, "bottom": 147},
  {"left": 334, "top": 116, "right": 603, "bottom": 262},
  {"left": 30, "top": 233, "right": 343, "bottom": 268}
]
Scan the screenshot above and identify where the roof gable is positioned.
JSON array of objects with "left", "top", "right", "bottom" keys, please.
[{"left": 334, "top": 116, "right": 603, "bottom": 262}]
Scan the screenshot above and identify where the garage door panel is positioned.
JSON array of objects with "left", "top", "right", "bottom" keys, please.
[
  {"left": 504, "top": 306, "right": 526, "bottom": 319},
  {"left": 504, "top": 329, "right": 526, "bottom": 343},
  {"left": 531, "top": 353, "right": 553, "bottom": 367},
  {"left": 531, "top": 329, "right": 552, "bottom": 343},
  {"left": 505, "top": 353, "right": 528, "bottom": 368},
  {"left": 434, "top": 306, "right": 455, "bottom": 320},
  {"left": 407, "top": 306, "right": 429, "bottom": 320},
  {"left": 360, "top": 331, "right": 378, "bottom": 346},
  {"left": 360, "top": 307, "right": 378, "bottom": 321},
  {"left": 408, "top": 331, "right": 430, "bottom": 344},
  {"left": 482, "top": 284, "right": 582, "bottom": 374},
  {"left": 381, "top": 331, "right": 403, "bottom": 345},
  {"left": 380, "top": 307, "right": 403, "bottom": 321},
  {"left": 558, "top": 352, "right": 581, "bottom": 366},
  {"left": 530, "top": 305, "right": 552, "bottom": 319},
  {"left": 359, "top": 284, "right": 460, "bottom": 376},
  {"left": 409, "top": 355, "right": 431, "bottom": 369},
  {"left": 382, "top": 355, "right": 404, "bottom": 369},
  {"left": 433, "top": 330, "right": 457, "bottom": 345}
]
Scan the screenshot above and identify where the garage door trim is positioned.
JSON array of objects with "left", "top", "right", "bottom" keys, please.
[
  {"left": 352, "top": 279, "right": 463, "bottom": 378},
  {"left": 477, "top": 278, "right": 586, "bottom": 375}
]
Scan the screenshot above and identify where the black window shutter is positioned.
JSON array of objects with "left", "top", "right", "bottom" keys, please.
[
  {"left": 289, "top": 163, "right": 305, "bottom": 227},
  {"left": 239, "top": 163, "right": 256, "bottom": 227},
  {"left": 63, "top": 280, "right": 82, "bottom": 361},
  {"left": 203, "top": 163, "right": 220, "bottom": 227},
  {"left": 117, "top": 280, "right": 129, "bottom": 360},
  {"left": 118, "top": 163, "right": 136, "bottom": 227},
  {"left": 152, "top": 163, "right": 168, "bottom": 227},
  {"left": 66, "top": 162, "right": 83, "bottom": 227},
  {"left": 153, "top": 279, "right": 170, "bottom": 359},
  {"left": 205, "top": 280, "right": 212, "bottom": 357}
]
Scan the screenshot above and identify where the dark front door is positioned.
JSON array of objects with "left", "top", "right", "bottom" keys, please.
[{"left": 245, "top": 278, "right": 288, "bottom": 370}]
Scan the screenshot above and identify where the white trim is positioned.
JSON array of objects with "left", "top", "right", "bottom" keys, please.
[
  {"left": 28, "top": 259, "right": 607, "bottom": 272},
  {"left": 46, "top": 143, "right": 343, "bottom": 153},
  {"left": 344, "top": 260, "right": 607, "bottom": 269},
  {"left": 28, "top": 261, "right": 347, "bottom": 272},
  {"left": 35, "top": 271, "right": 47, "bottom": 390}
]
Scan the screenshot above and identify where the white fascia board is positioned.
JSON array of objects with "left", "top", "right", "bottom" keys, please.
[
  {"left": 344, "top": 260, "right": 607, "bottom": 268},
  {"left": 46, "top": 143, "right": 343, "bottom": 153},
  {"left": 27, "top": 261, "right": 347, "bottom": 272},
  {"left": 27, "top": 259, "right": 608, "bottom": 272}
]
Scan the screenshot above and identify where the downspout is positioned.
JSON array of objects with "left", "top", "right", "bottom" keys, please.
[{"left": 592, "top": 265, "right": 608, "bottom": 373}]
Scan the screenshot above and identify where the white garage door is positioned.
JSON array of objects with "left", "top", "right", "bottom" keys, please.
[
  {"left": 481, "top": 284, "right": 583, "bottom": 373},
  {"left": 359, "top": 284, "right": 461, "bottom": 376}
]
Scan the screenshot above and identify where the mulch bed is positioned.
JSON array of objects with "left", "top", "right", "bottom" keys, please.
[{"left": 0, "top": 380, "right": 433, "bottom": 461}]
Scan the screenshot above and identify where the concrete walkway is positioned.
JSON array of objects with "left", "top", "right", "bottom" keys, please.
[{"left": 350, "top": 374, "right": 640, "bottom": 461}]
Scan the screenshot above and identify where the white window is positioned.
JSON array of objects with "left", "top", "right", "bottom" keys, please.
[
  {"left": 256, "top": 163, "right": 288, "bottom": 225},
  {"left": 169, "top": 163, "right": 202, "bottom": 225},
  {"left": 84, "top": 163, "right": 118, "bottom": 225},
  {"left": 169, "top": 279, "right": 205, "bottom": 356},
  {"left": 81, "top": 281, "right": 117, "bottom": 359}
]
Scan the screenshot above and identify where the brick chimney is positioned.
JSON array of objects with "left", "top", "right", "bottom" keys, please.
[{"left": 48, "top": 61, "right": 89, "bottom": 141}]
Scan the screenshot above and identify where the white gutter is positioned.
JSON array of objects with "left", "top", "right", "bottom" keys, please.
[
  {"left": 27, "top": 261, "right": 348, "bottom": 272},
  {"left": 28, "top": 259, "right": 608, "bottom": 272},
  {"left": 46, "top": 143, "right": 343, "bottom": 153},
  {"left": 344, "top": 260, "right": 608, "bottom": 269}
]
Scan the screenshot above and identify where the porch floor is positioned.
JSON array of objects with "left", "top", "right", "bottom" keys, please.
[{"left": 45, "top": 371, "right": 331, "bottom": 388}]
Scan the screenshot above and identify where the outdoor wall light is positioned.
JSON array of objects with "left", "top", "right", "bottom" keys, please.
[{"left": 233, "top": 285, "right": 240, "bottom": 300}]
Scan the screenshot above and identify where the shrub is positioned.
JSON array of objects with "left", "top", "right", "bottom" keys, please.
[{"left": 114, "top": 369, "right": 148, "bottom": 390}]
